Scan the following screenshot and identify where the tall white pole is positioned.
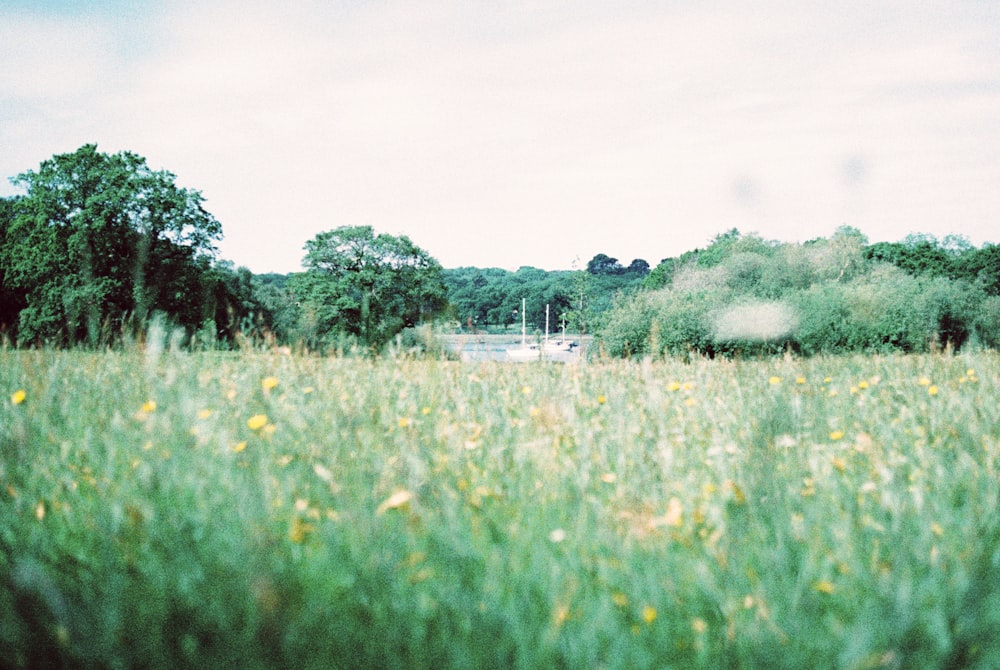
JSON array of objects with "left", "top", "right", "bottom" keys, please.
[{"left": 521, "top": 298, "right": 526, "bottom": 347}]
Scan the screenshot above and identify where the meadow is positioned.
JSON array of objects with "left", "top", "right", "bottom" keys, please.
[{"left": 1, "top": 345, "right": 999, "bottom": 668}]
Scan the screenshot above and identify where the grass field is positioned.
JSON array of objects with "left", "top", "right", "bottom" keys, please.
[{"left": 2, "top": 346, "right": 999, "bottom": 668}]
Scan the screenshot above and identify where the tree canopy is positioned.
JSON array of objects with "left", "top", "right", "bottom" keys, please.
[
  {"left": 0, "top": 144, "right": 244, "bottom": 345},
  {"left": 289, "top": 225, "right": 447, "bottom": 350}
]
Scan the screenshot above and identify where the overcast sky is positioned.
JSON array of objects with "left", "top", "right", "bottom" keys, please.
[{"left": 2, "top": 1, "right": 999, "bottom": 273}]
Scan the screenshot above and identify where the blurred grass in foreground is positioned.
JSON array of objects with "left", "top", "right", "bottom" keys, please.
[{"left": 2, "top": 347, "right": 999, "bottom": 668}]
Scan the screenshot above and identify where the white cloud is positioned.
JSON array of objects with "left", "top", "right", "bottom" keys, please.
[{"left": 2, "top": 1, "right": 999, "bottom": 271}]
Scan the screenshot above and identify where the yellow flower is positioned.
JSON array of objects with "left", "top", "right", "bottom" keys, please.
[
  {"left": 262, "top": 376, "right": 279, "bottom": 391},
  {"left": 928, "top": 385, "right": 939, "bottom": 396},
  {"left": 858, "top": 380, "right": 869, "bottom": 389},
  {"left": 642, "top": 606, "right": 658, "bottom": 624},
  {"left": 612, "top": 592, "right": 629, "bottom": 607},
  {"left": 813, "top": 580, "right": 835, "bottom": 594},
  {"left": 231, "top": 441, "right": 247, "bottom": 453},
  {"left": 289, "top": 516, "right": 314, "bottom": 544},
  {"left": 247, "top": 414, "right": 269, "bottom": 431},
  {"left": 829, "top": 430, "right": 845, "bottom": 441},
  {"left": 795, "top": 376, "right": 806, "bottom": 385},
  {"left": 597, "top": 394, "right": 607, "bottom": 405},
  {"left": 769, "top": 376, "right": 782, "bottom": 385},
  {"left": 398, "top": 417, "right": 410, "bottom": 428},
  {"left": 197, "top": 408, "right": 213, "bottom": 419},
  {"left": 667, "top": 381, "right": 681, "bottom": 392},
  {"left": 10, "top": 389, "right": 26, "bottom": 405},
  {"left": 918, "top": 376, "right": 932, "bottom": 386},
  {"left": 141, "top": 400, "right": 157, "bottom": 413}
]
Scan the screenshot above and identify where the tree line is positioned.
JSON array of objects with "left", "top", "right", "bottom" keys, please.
[
  {"left": 2, "top": 146, "right": 996, "bottom": 356},
  {"left": 597, "top": 227, "right": 1000, "bottom": 358}
]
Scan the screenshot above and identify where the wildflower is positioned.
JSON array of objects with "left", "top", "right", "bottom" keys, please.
[
  {"left": 723, "top": 479, "right": 746, "bottom": 504},
  {"left": 521, "top": 385, "right": 532, "bottom": 395},
  {"left": 858, "top": 380, "right": 869, "bottom": 389},
  {"left": 918, "top": 376, "right": 932, "bottom": 386},
  {"left": 667, "top": 381, "right": 681, "bottom": 392},
  {"left": 398, "top": 417, "right": 410, "bottom": 428},
  {"left": 141, "top": 400, "right": 157, "bottom": 413},
  {"left": 549, "top": 528, "right": 567, "bottom": 543},
  {"left": 231, "top": 441, "right": 247, "bottom": 453},
  {"left": 769, "top": 376, "right": 782, "bottom": 385},
  {"left": 289, "top": 516, "right": 314, "bottom": 544},
  {"left": 823, "top": 376, "right": 832, "bottom": 383},
  {"left": 10, "top": 389, "right": 26, "bottom": 405},
  {"left": 813, "top": 580, "right": 835, "bottom": 594},
  {"left": 35, "top": 500, "right": 45, "bottom": 521},
  {"left": 247, "top": 414, "right": 269, "bottom": 431},
  {"left": 421, "top": 406, "right": 431, "bottom": 415},
  {"left": 928, "top": 385, "right": 939, "bottom": 396},
  {"left": 662, "top": 497, "right": 683, "bottom": 527},
  {"left": 691, "top": 618, "right": 708, "bottom": 634},
  {"left": 831, "top": 456, "right": 847, "bottom": 473},
  {"left": 262, "top": 376, "right": 279, "bottom": 391},
  {"left": 601, "top": 472, "right": 617, "bottom": 484},
  {"left": 795, "top": 376, "right": 806, "bottom": 385},
  {"left": 829, "top": 430, "right": 845, "bottom": 441},
  {"left": 597, "top": 394, "right": 607, "bottom": 405},
  {"left": 197, "top": 408, "right": 213, "bottom": 419},
  {"left": 642, "top": 606, "right": 658, "bottom": 624},
  {"left": 930, "top": 522, "right": 943, "bottom": 537},
  {"left": 377, "top": 489, "right": 413, "bottom": 514},
  {"left": 612, "top": 592, "right": 629, "bottom": 607}
]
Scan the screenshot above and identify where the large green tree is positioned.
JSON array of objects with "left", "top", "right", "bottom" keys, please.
[
  {"left": 1, "top": 144, "right": 223, "bottom": 344},
  {"left": 290, "top": 225, "right": 446, "bottom": 349}
]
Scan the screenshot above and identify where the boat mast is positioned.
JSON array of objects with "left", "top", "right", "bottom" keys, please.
[
  {"left": 521, "top": 298, "right": 526, "bottom": 348},
  {"left": 545, "top": 304, "right": 550, "bottom": 347}
]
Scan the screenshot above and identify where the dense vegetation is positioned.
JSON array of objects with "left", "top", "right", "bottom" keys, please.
[
  {"left": 596, "top": 228, "right": 1000, "bottom": 359},
  {"left": 3, "top": 347, "right": 999, "bottom": 667},
  {"left": 2, "top": 146, "right": 997, "bottom": 357}
]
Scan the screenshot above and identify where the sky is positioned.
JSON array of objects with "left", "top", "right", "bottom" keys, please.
[{"left": 2, "top": 0, "right": 999, "bottom": 274}]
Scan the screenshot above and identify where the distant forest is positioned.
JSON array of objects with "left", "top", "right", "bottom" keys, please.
[{"left": 2, "top": 146, "right": 998, "bottom": 356}]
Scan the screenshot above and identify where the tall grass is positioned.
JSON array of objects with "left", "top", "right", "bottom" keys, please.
[{"left": 2, "top": 346, "right": 998, "bottom": 668}]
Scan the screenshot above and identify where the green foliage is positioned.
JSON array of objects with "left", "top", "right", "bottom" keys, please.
[
  {"left": 0, "top": 145, "right": 229, "bottom": 345},
  {"left": 290, "top": 225, "right": 447, "bottom": 350},
  {"left": 598, "top": 228, "right": 996, "bottom": 358},
  {"left": 2, "top": 349, "right": 1000, "bottom": 667}
]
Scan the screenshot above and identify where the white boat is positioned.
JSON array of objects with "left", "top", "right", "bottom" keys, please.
[
  {"left": 507, "top": 302, "right": 576, "bottom": 360},
  {"left": 507, "top": 298, "right": 541, "bottom": 361}
]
